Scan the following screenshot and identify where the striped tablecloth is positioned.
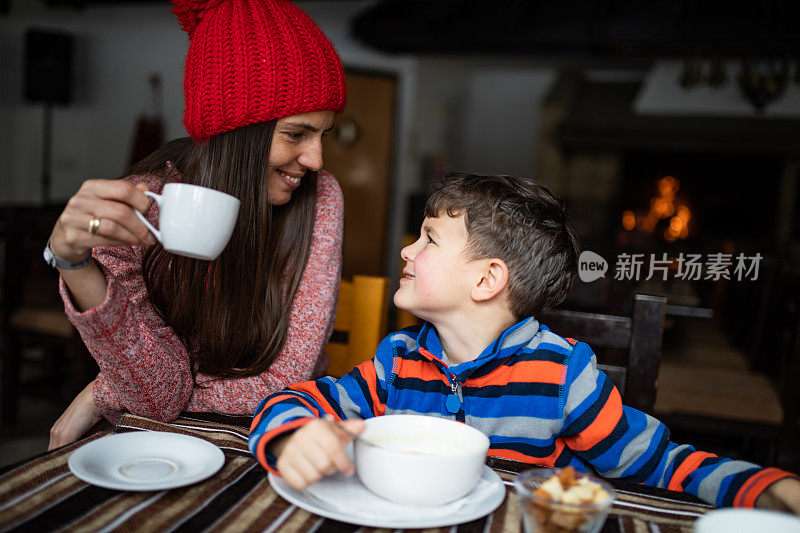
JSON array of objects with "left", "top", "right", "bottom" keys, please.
[{"left": 0, "top": 413, "right": 713, "bottom": 532}]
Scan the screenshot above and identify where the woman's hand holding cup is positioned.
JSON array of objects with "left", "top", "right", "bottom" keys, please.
[{"left": 49, "top": 179, "right": 156, "bottom": 262}]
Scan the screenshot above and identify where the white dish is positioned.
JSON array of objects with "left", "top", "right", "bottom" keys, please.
[
  {"left": 269, "top": 465, "right": 506, "bottom": 528},
  {"left": 68, "top": 431, "right": 225, "bottom": 491},
  {"left": 694, "top": 508, "right": 800, "bottom": 532},
  {"left": 354, "top": 414, "right": 490, "bottom": 506}
]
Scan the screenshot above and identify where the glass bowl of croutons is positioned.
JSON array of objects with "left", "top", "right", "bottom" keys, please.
[{"left": 513, "top": 466, "right": 616, "bottom": 533}]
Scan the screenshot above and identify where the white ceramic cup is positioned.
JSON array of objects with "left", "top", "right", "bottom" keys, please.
[
  {"left": 135, "top": 183, "right": 240, "bottom": 261},
  {"left": 354, "top": 415, "right": 490, "bottom": 506},
  {"left": 694, "top": 508, "right": 800, "bottom": 533}
]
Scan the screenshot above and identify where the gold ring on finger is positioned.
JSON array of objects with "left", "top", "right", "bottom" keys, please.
[{"left": 88, "top": 215, "right": 102, "bottom": 235}]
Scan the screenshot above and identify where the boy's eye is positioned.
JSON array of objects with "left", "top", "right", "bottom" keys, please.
[
  {"left": 284, "top": 131, "right": 304, "bottom": 140},
  {"left": 427, "top": 235, "right": 436, "bottom": 244}
]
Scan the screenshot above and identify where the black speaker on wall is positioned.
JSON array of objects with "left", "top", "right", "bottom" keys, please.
[{"left": 24, "top": 29, "right": 73, "bottom": 105}]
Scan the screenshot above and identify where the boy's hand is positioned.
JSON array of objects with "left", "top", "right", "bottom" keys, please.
[
  {"left": 755, "top": 478, "right": 800, "bottom": 515},
  {"left": 274, "top": 417, "right": 366, "bottom": 490}
]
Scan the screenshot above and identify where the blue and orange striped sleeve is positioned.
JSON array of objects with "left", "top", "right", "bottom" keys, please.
[
  {"left": 559, "top": 341, "right": 798, "bottom": 506},
  {"left": 248, "top": 335, "right": 394, "bottom": 473}
]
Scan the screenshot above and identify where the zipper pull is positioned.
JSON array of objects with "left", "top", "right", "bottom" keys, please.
[{"left": 446, "top": 374, "right": 461, "bottom": 414}]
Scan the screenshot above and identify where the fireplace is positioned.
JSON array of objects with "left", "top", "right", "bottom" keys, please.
[
  {"left": 536, "top": 74, "right": 800, "bottom": 322},
  {"left": 618, "top": 151, "right": 782, "bottom": 251},
  {"left": 539, "top": 75, "right": 800, "bottom": 255}
]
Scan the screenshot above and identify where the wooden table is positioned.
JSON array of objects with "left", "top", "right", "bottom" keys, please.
[{"left": 0, "top": 413, "right": 714, "bottom": 532}]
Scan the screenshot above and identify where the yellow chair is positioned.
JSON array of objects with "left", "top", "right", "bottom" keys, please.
[{"left": 326, "top": 275, "right": 390, "bottom": 378}]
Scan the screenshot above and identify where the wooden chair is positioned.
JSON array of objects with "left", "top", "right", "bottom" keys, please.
[
  {"left": 654, "top": 266, "right": 799, "bottom": 466},
  {"left": 539, "top": 294, "right": 668, "bottom": 414},
  {"left": 326, "top": 275, "right": 390, "bottom": 377}
]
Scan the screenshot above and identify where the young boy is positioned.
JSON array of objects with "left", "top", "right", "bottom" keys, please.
[{"left": 249, "top": 172, "right": 800, "bottom": 512}]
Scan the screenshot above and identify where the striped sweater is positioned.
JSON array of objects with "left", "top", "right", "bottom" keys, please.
[{"left": 249, "top": 317, "right": 795, "bottom": 507}]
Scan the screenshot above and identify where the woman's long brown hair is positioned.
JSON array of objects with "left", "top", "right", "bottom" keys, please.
[{"left": 127, "top": 121, "right": 318, "bottom": 379}]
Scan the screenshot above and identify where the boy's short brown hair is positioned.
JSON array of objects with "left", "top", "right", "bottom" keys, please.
[{"left": 425, "top": 172, "right": 579, "bottom": 318}]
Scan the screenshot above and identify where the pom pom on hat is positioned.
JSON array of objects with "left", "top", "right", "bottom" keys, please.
[
  {"left": 171, "top": 0, "right": 226, "bottom": 36},
  {"left": 171, "top": 0, "right": 346, "bottom": 140}
]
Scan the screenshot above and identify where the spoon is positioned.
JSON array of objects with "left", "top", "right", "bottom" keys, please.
[
  {"left": 323, "top": 414, "right": 438, "bottom": 455},
  {"left": 323, "top": 414, "right": 380, "bottom": 449}
]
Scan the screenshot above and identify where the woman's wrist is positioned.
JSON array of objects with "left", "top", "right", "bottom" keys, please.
[
  {"left": 60, "top": 262, "right": 110, "bottom": 312},
  {"left": 48, "top": 227, "right": 92, "bottom": 263},
  {"left": 44, "top": 240, "right": 92, "bottom": 270}
]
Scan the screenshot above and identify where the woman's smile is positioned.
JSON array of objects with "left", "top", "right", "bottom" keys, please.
[{"left": 275, "top": 168, "right": 303, "bottom": 187}]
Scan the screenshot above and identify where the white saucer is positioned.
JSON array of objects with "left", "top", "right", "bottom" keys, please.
[
  {"left": 694, "top": 508, "right": 800, "bottom": 532},
  {"left": 68, "top": 431, "right": 225, "bottom": 491},
  {"left": 269, "top": 465, "right": 506, "bottom": 528}
]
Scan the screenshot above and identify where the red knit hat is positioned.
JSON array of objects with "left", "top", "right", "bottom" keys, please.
[{"left": 172, "top": 0, "right": 346, "bottom": 140}]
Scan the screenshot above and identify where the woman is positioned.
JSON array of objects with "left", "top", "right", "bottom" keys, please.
[{"left": 46, "top": 0, "right": 346, "bottom": 448}]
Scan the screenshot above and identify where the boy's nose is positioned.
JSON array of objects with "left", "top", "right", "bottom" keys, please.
[{"left": 400, "top": 243, "right": 414, "bottom": 262}]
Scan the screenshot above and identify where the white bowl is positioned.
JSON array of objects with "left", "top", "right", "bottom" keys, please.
[
  {"left": 354, "top": 414, "right": 490, "bottom": 506},
  {"left": 694, "top": 508, "right": 800, "bottom": 532}
]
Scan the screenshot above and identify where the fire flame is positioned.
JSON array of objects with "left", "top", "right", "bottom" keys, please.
[{"left": 622, "top": 175, "right": 691, "bottom": 241}]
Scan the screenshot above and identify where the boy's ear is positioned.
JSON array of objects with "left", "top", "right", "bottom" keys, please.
[{"left": 472, "top": 258, "right": 510, "bottom": 302}]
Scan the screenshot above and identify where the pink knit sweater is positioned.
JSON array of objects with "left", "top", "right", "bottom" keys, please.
[{"left": 59, "top": 171, "right": 343, "bottom": 422}]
